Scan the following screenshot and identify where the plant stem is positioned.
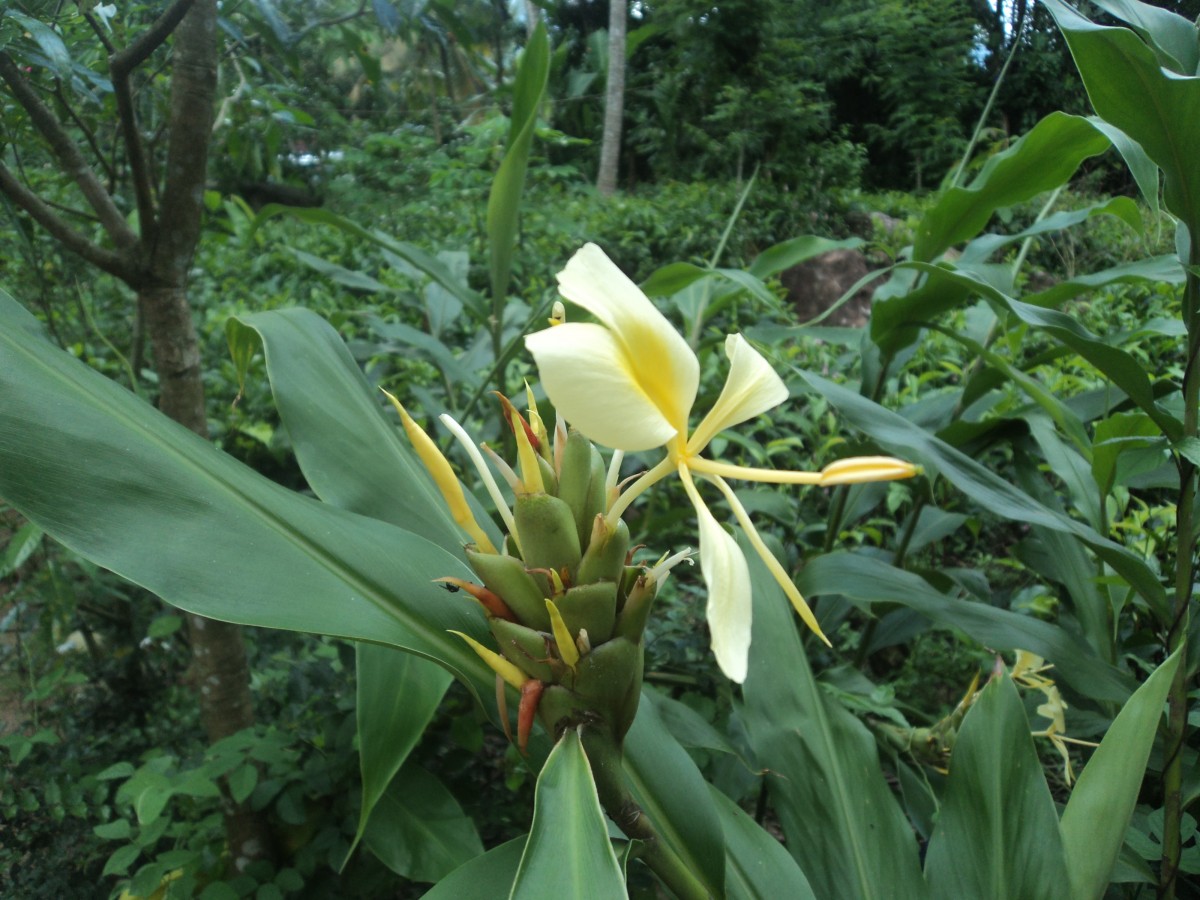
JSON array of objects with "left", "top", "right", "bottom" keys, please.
[
  {"left": 1161, "top": 232, "right": 1200, "bottom": 900},
  {"left": 581, "top": 727, "right": 712, "bottom": 899}
]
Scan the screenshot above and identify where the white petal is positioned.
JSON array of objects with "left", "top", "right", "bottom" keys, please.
[
  {"left": 679, "top": 471, "right": 752, "bottom": 682},
  {"left": 557, "top": 244, "right": 699, "bottom": 438},
  {"left": 688, "top": 334, "right": 788, "bottom": 454},
  {"left": 526, "top": 322, "right": 678, "bottom": 451}
]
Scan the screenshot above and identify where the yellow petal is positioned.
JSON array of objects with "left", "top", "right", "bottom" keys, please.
[
  {"left": 688, "top": 334, "right": 789, "bottom": 455},
  {"left": 818, "top": 456, "right": 920, "bottom": 485},
  {"left": 707, "top": 473, "right": 831, "bottom": 647},
  {"left": 554, "top": 243, "right": 699, "bottom": 440},
  {"left": 384, "top": 391, "right": 498, "bottom": 553},
  {"left": 544, "top": 598, "right": 580, "bottom": 670},
  {"left": 450, "top": 630, "right": 527, "bottom": 690},
  {"left": 526, "top": 322, "right": 680, "bottom": 451},
  {"left": 679, "top": 467, "right": 751, "bottom": 683}
]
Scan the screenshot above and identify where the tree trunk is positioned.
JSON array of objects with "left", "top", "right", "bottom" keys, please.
[
  {"left": 596, "top": 0, "right": 627, "bottom": 197},
  {"left": 138, "top": 0, "right": 276, "bottom": 872}
]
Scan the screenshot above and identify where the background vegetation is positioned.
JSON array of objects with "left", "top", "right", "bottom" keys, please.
[{"left": 3, "top": 0, "right": 1200, "bottom": 897}]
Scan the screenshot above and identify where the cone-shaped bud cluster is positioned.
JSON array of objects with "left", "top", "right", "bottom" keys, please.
[{"left": 402, "top": 393, "right": 670, "bottom": 754}]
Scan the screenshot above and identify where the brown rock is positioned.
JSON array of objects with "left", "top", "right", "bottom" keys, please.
[{"left": 780, "top": 249, "right": 882, "bottom": 328}]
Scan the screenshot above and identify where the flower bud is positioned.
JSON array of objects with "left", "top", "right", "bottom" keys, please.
[
  {"left": 514, "top": 493, "right": 582, "bottom": 579},
  {"left": 466, "top": 548, "right": 551, "bottom": 630},
  {"left": 577, "top": 516, "right": 630, "bottom": 586},
  {"left": 490, "top": 618, "right": 559, "bottom": 682},
  {"left": 556, "top": 429, "right": 596, "bottom": 543},
  {"left": 571, "top": 637, "right": 643, "bottom": 741},
  {"left": 556, "top": 582, "right": 617, "bottom": 645}
]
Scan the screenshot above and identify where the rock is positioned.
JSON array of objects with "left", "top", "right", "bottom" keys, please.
[{"left": 780, "top": 248, "right": 882, "bottom": 328}]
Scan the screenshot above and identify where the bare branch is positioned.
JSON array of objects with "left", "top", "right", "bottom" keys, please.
[
  {"left": 79, "top": 8, "right": 117, "bottom": 56},
  {"left": 52, "top": 81, "right": 116, "bottom": 183},
  {"left": 109, "top": 0, "right": 199, "bottom": 77},
  {"left": 293, "top": 1, "right": 369, "bottom": 42},
  {"left": 0, "top": 162, "right": 133, "bottom": 282},
  {"left": 103, "top": 2, "right": 200, "bottom": 243},
  {"left": 0, "top": 52, "right": 138, "bottom": 249}
]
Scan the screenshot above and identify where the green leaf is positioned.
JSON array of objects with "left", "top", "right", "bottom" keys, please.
[
  {"left": 102, "top": 843, "right": 141, "bottom": 878},
  {"left": 0, "top": 289, "right": 492, "bottom": 693},
  {"left": 797, "top": 552, "right": 1134, "bottom": 703},
  {"left": 741, "top": 538, "right": 925, "bottom": 900},
  {"left": 923, "top": 676, "right": 1069, "bottom": 900},
  {"left": 1060, "top": 649, "right": 1181, "bottom": 899},
  {"left": 914, "top": 112, "right": 1111, "bottom": 262},
  {"left": 488, "top": 21, "right": 550, "bottom": 303},
  {"left": 7, "top": 13, "right": 72, "bottom": 76},
  {"left": 353, "top": 644, "right": 451, "bottom": 858},
  {"left": 796, "top": 370, "right": 1168, "bottom": 616},
  {"left": 423, "top": 838, "right": 525, "bottom": 900},
  {"left": 225, "top": 308, "right": 475, "bottom": 551},
  {"left": 1045, "top": 0, "right": 1200, "bottom": 229},
  {"left": 509, "top": 729, "right": 626, "bottom": 900},
  {"left": 1091, "top": 0, "right": 1199, "bottom": 72},
  {"left": 228, "top": 765, "right": 258, "bottom": 806},
  {"left": 362, "top": 762, "right": 484, "bottom": 883},
  {"left": 248, "top": 206, "right": 488, "bottom": 318},
  {"left": 711, "top": 787, "right": 816, "bottom": 900},
  {"left": 93, "top": 819, "right": 133, "bottom": 841},
  {"left": 748, "top": 235, "right": 864, "bottom": 280},
  {"left": 287, "top": 247, "right": 389, "bottom": 293},
  {"left": 623, "top": 690, "right": 726, "bottom": 896}
]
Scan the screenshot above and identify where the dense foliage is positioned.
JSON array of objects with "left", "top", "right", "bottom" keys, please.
[{"left": 3, "top": 1, "right": 1200, "bottom": 898}]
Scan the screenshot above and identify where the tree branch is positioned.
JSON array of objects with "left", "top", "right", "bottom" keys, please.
[
  {"left": 109, "top": 0, "right": 199, "bottom": 75},
  {"left": 52, "top": 81, "right": 117, "bottom": 184},
  {"left": 0, "top": 52, "right": 138, "bottom": 250},
  {"left": 104, "top": 2, "right": 201, "bottom": 244},
  {"left": 0, "top": 162, "right": 133, "bottom": 281},
  {"left": 293, "top": 1, "right": 368, "bottom": 42}
]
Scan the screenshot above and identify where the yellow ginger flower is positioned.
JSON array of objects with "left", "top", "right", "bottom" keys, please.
[
  {"left": 1011, "top": 650, "right": 1097, "bottom": 785},
  {"left": 525, "top": 243, "right": 918, "bottom": 682}
]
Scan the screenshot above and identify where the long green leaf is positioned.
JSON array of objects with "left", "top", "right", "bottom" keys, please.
[
  {"left": 423, "top": 838, "right": 526, "bottom": 899},
  {"left": 622, "top": 686, "right": 727, "bottom": 896},
  {"left": 1060, "top": 649, "right": 1181, "bottom": 899},
  {"left": 1045, "top": 0, "right": 1200, "bottom": 229},
  {"left": 362, "top": 761, "right": 484, "bottom": 882},
  {"left": 487, "top": 21, "right": 550, "bottom": 304},
  {"left": 509, "top": 729, "right": 627, "bottom": 900},
  {"left": 0, "top": 290, "right": 491, "bottom": 690},
  {"left": 248, "top": 205, "right": 488, "bottom": 318},
  {"left": 711, "top": 787, "right": 816, "bottom": 900},
  {"left": 353, "top": 645, "right": 452, "bottom": 856},
  {"left": 913, "top": 112, "right": 1110, "bottom": 262},
  {"left": 797, "top": 552, "right": 1133, "bottom": 703},
  {"left": 1090, "top": 0, "right": 1199, "bottom": 73},
  {"left": 796, "top": 370, "right": 1168, "bottom": 615},
  {"left": 923, "top": 676, "right": 1069, "bottom": 900},
  {"left": 226, "top": 308, "right": 473, "bottom": 550},
  {"left": 741, "top": 538, "right": 925, "bottom": 900},
  {"left": 228, "top": 309, "right": 467, "bottom": 860}
]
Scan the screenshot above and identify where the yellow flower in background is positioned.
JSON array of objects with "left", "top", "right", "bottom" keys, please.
[
  {"left": 526, "top": 243, "right": 918, "bottom": 682},
  {"left": 1011, "top": 651, "right": 1096, "bottom": 785}
]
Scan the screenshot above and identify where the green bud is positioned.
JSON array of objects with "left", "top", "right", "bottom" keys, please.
[
  {"left": 514, "top": 493, "right": 582, "bottom": 579},
  {"left": 536, "top": 684, "right": 580, "bottom": 740},
  {"left": 556, "top": 581, "right": 617, "bottom": 645},
  {"left": 490, "top": 618, "right": 559, "bottom": 682},
  {"left": 572, "top": 637, "right": 642, "bottom": 740},
  {"left": 614, "top": 575, "right": 657, "bottom": 642},
  {"left": 577, "top": 517, "right": 630, "bottom": 585},
  {"left": 536, "top": 454, "right": 558, "bottom": 496},
  {"left": 582, "top": 446, "right": 607, "bottom": 534},
  {"left": 556, "top": 430, "right": 595, "bottom": 544},
  {"left": 467, "top": 548, "right": 551, "bottom": 630}
]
